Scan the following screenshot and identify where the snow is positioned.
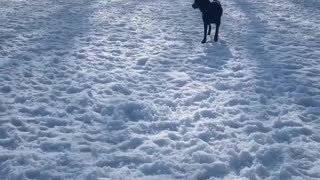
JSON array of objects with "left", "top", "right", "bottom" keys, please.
[{"left": 0, "top": 0, "right": 320, "bottom": 179}]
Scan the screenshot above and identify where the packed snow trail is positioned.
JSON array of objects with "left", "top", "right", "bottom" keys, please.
[{"left": 1, "top": 0, "right": 320, "bottom": 179}]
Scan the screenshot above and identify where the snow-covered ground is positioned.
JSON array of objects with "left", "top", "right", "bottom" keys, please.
[{"left": 1, "top": 0, "right": 320, "bottom": 179}]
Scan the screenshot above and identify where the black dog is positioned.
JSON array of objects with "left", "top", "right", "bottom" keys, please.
[{"left": 192, "top": 0, "right": 223, "bottom": 43}]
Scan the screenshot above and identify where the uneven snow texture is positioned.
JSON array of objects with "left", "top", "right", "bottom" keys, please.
[{"left": 1, "top": 0, "right": 320, "bottom": 179}]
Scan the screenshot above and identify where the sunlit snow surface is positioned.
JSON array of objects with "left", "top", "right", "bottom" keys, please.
[{"left": 1, "top": 0, "right": 320, "bottom": 179}]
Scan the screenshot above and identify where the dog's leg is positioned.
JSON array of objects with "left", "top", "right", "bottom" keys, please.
[
  {"left": 214, "top": 21, "right": 220, "bottom": 42},
  {"left": 202, "top": 23, "right": 208, "bottom": 44},
  {"left": 208, "top": 24, "right": 211, "bottom": 35}
]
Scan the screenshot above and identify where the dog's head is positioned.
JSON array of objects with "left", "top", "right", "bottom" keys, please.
[
  {"left": 192, "top": 0, "right": 200, "bottom": 9},
  {"left": 193, "top": 0, "right": 212, "bottom": 9}
]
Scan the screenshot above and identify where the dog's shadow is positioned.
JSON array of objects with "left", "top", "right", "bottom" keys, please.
[{"left": 196, "top": 37, "right": 232, "bottom": 71}]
